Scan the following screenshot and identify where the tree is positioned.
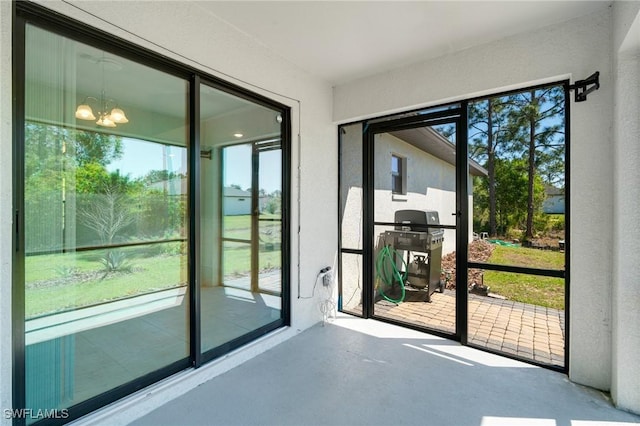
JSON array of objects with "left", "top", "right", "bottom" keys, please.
[
  {"left": 475, "top": 158, "right": 546, "bottom": 236},
  {"left": 264, "top": 190, "right": 282, "bottom": 215},
  {"left": 468, "top": 97, "right": 515, "bottom": 236},
  {"left": 509, "top": 87, "right": 565, "bottom": 239},
  {"left": 72, "top": 129, "right": 123, "bottom": 167},
  {"left": 78, "top": 184, "right": 136, "bottom": 245},
  {"left": 75, "top": 162, "right": 139, "bottom": 195},
  {"left": 23, "top": 123, "right": 124, "bottom": 251},
  {"left": 142, "top": 169, "right": 182, "bottom": 185}
]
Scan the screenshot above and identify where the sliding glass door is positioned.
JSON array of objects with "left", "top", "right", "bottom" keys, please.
[
  {"left": 199, "top": 84, "right": 285, "bottom": 359},
  {"left": 15, "top": 5, "right": 290, "bottom": 423},
  {"left": 22, "top": 24, "right": 190, "bottom": 419}
]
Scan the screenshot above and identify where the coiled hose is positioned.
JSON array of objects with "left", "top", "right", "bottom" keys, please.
[{"left": 375, "top": 245, "right": 407, "bottom": 304}]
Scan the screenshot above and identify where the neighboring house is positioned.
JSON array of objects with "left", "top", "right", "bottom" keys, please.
[
  {"left": 373, "top": 127, "right": 487, "bottom": 256},
  {"left": 146, "top": 181, "right": 262, "bottom": 216},
  {"left": 223, "top": 186, "right": 252, "bottom": 215},
  {"left": 543, "top": 185, "right": 565, "bottom": 214},
  {"left": 341, "top": 126, "right": 487, "bottom": 312}
]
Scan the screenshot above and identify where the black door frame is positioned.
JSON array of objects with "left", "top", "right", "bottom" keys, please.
[
  {"left": 339, "top": 81, "right": 570, "bottom": 372},
  {"left": 362, "top": 105, "right": 468, "bottom": 342}
]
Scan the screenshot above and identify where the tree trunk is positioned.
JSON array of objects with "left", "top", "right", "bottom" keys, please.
[
  {"left": 487, "top": 100, "right": 497, "bottom": 237},
  {"left": 526, "top": 91, "right": 537, "bottom": 240}
]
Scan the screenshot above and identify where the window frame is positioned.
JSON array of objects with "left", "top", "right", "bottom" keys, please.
[{"left": 391, "top": 153, "right": 407, "bottom": 195}]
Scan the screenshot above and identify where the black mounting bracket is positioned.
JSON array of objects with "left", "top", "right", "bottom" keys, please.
[
  {"left": 200, "top": 149, "right": 212, "bottom": 160},
  {"left": 569, "top": 71, "right": 600, "bottom": 102}
]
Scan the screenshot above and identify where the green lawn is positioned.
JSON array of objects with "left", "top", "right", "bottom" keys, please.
[
  {"left": 26, "top": 246, "right": 187, "bottom": 318},
  {"left": 483, "top": 245, "right": 565, "bottom": 310},
  {"left": 25, "top": 225, "right": 282, "bottom": 318},
  {"left": 488, "top": 245, "right": 565, "bottom": 270},
  {"left": 223, "top": 214, "right": 282, "bottom": 242}
]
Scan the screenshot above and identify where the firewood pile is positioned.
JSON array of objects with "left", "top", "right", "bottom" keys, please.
[{"left": 440, "top": 240, "right": 495, "bottom": 290}]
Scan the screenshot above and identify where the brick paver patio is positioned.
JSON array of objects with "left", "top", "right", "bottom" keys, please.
[{"left": 374, "top": 288, "right": 565, "bottom": 367}]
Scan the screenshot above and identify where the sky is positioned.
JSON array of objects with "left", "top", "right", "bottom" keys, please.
[{"left": 107, "top": 138, "right": 282, "bottom": 193}]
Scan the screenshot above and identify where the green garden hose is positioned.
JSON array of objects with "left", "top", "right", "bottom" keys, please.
[{"left": 375, "top": 245, "right": 407, "bottom": 304}]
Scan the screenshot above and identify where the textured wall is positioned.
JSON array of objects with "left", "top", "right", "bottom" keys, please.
[
  {"left": 334, "top": 9, "right": 615, "bottom": 391},
  {"left": 0, "top": 1, "right": 12, "bottom": 425},
  {"left": 612, "top": 1, "right": 640, "bottom": 415}
]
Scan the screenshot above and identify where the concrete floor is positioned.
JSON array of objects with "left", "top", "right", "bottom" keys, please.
[
  {"left": 26, "top": 284, "right": 280, "bottom": 407},
  {"left": 132, "top": 315, "right": 640, "bottom": 426}
]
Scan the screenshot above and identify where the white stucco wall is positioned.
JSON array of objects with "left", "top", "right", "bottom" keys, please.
[
  {"left": 0, "top": 0, "right": 335, "bottom": 423},
  {"left": 612, "top": 1, "right": 640, "bottom": 415},
  {"left": 334, "top": 9, "right": 614, "bottom": 392},
  {"left": 0, "top": 2, "right": 13, "bottom": 426},
  {"left": 373, "top": 133, "right": 460, "bottom": 256}
]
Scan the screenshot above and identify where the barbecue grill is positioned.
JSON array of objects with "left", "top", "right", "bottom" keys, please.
[{"left": 379, "top": 210, "right": 445, "bottom": 302}]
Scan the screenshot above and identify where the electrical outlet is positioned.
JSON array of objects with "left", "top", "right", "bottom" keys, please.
[{"left": 322, "top": 271, "right": 333, "bottom": 287}]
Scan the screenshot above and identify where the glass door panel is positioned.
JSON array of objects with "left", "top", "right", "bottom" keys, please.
[
  {"left": 258, "top": 143, "right": 282, "bottom": 295},
  {"left": 371, "top": 125, "right": 458, "bottom": 336},
  {"left": 221, "top": 143, "right": 253, "bottom": 290},
  {"left": 23, "top": 24, "right": 189, "bottom": 416},
  {"left": 199, "top": 83, "right": 284, "bottom": 355}
]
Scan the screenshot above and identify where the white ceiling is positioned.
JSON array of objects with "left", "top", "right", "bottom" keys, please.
[{"left": 197, "top": 1, "right": 610, "bottom": 85}]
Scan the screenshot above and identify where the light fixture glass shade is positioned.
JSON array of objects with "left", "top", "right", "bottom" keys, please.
[
  {"left": 96, "top": 116, "right": 116, "bottom": 128},
  {"left": 75, "top": 104, "right": 96, "bottom": 120},
  {"left": 109, "top": 108, "right": 129, "bottom": 123}
]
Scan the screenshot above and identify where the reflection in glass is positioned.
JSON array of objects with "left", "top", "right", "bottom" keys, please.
[
  {"left": 199, "top": 84, "right": 283, "bottom": 355},
  {"left": 258, "top": 146, "right": 282, "bottom": 294},
  {"left": 24, "top": 25, "right": 189, "bottom": 417}
]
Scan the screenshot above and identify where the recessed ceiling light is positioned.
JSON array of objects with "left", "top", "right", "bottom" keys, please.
[{"left": 234, "top": 133, "right": 243, "bottom": 138}]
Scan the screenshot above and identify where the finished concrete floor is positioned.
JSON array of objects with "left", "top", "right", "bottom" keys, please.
[{"left": 132, "top": 315, "right": 640, "bottom": 426}]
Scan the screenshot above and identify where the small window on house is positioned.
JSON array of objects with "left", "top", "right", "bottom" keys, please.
[{"left": 391, "top": 154, "right": 406, "bottom": 194}]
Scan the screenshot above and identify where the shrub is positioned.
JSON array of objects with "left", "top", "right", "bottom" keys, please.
[{"left": 99, "top": 250, "right": 133, "bottom": 274}]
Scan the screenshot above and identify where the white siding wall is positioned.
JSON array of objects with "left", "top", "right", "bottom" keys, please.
[
  {"left": 373, "top": 133, "right": 473, "bottom": 256},
  {"left": 340, "top": 129, "right": 476, "bottom": 312},
  {"left": 223, "top": 197, "right": 252, "bottom": 216}
]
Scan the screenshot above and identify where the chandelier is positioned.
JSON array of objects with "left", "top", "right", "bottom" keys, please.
[
  {"left": 75, "top": 91, "right": 128, "bottom": 128},
  {"left": 75, "top": 53, "right": 129, "bottom": 128}
]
